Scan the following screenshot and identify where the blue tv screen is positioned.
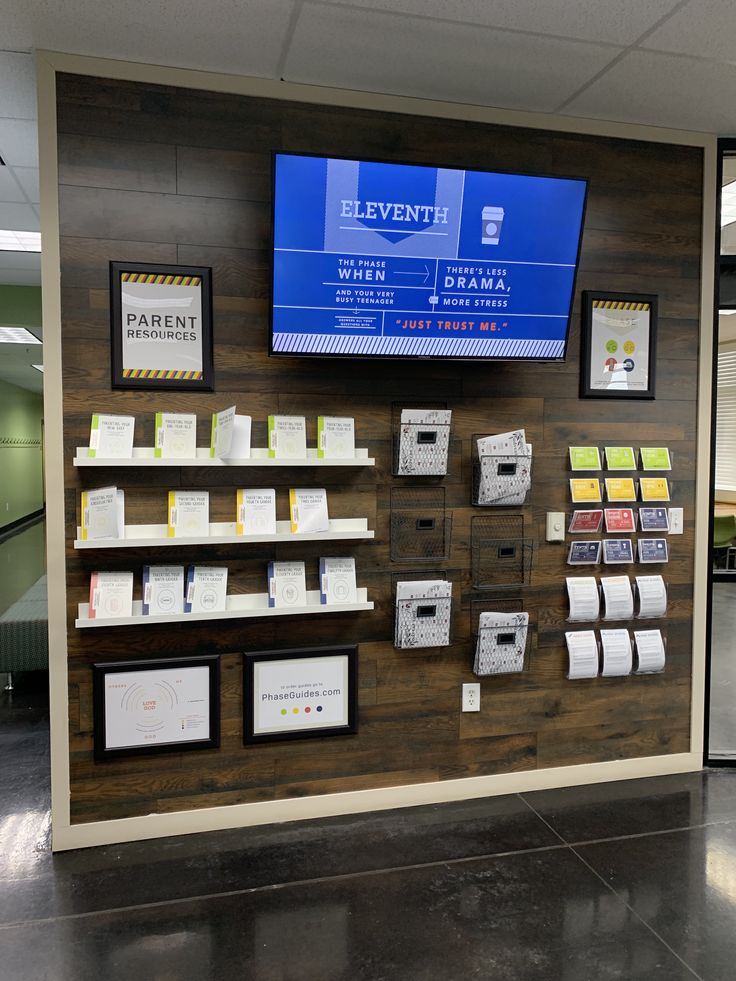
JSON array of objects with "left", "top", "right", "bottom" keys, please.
[{"left": 271, "top": 153, "right": 587, "bottom": 360}]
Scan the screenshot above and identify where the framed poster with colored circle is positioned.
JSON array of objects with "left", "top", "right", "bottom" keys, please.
[
  {"left": 580, "top": 291, "right": 657, "bottom": 399},
  {"left": 243, "top": 645, "right": 358, "bottom": 744}
]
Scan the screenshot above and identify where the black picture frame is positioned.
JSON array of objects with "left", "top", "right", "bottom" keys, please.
[
  {"left": 243, "top": 645, "right": 358, "bottom": 745},
  {"left": 109, "top": 261, "right": 214, "bottom": 391},
  {"left": 93, "top": 655, "right": 220, "bottom": 761},
  {"left": 580, "top": 291, "right": 658, "bottom": 400}
]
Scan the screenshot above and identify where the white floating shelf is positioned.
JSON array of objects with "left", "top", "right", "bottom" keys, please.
[
  {"left": 74, "top": 518, "right": 374, "bottom": 549},
  {"left": 75, "top": 589, "right": 373, "bottom": 628},
  {"left": 73, "top": 447, "right": 375, "bottom": 467}
]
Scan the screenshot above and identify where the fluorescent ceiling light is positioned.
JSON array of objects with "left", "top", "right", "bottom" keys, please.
[
  {"left": 721, "top": 310, "right": 736, "bottom": 316},
  {"left": 0, "top": 327, "right": 41, "bottom": 344},
  {"left": 0, "top": 230, "right": 41, "bottom": 252},
  {"left": 31, "top": 364, "right": 43, "bottom": 372},
  {"left": 723, "top": 181, "right": 736, "bottom": 227}
]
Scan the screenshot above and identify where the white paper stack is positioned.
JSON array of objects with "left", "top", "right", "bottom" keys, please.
[
  {"left": 566, "top": 576, "right": 600, "bottom": 622},
  {"left": 565, "top": 631, "right": 599, "bottom": 679},
  {"left": 600, "top": 576, "right": 634, "bottom": 620},
  {"left": 600, "top": 629, "right": 633, "bottom": 677},
  {"left": 635, "top": 575, "right": 667, "bottom": 618},
  {"left": 633, "top": 629, "right": 666, "bottom": 673},
  {"left": 397, "top": 409, "right": 451, "bottom": 475},
  {"left": 268, "top": 561, "right": 307, "bottom": 608},
  {"left": 476, "top": 429, "right": 532, "bottom": 505},
  {"left": 80, "top": 486, "right": 125, "bottom": 541},
  {"left": 319, "top": 557, "right": 357, "bottom": 605},
  {"left": 395, "top": 579, "right": 452, "bottom": 649},
  {"left": 474, "top": 611, "right": 529, "bottom": 676}
]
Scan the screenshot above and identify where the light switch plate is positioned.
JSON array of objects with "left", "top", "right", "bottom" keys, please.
[
  {"left": 462, "top": 683, "right": 480, "bottom": 712},
  {"left": 546, "top": 511, "right": 566, "bottom": 542},
  {"left": 669, "top": 507, "right": 684, "bottom": 534}
]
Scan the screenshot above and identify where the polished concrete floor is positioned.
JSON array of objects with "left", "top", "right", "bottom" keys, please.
[{"left": 3, "top": 676, "right": 736, "bottom": 980}]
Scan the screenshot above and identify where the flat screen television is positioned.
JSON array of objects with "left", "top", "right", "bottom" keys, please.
[{"left": 271, "top": 152, "right": 587, "bottom": 361}]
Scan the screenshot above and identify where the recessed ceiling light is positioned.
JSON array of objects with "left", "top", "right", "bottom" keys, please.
[
  {"left": 31, "top": 364, "right": 43, "bottom": 372},
  {"left": 0, "top": 327, "right": 41, "bottom": 344},
  {"left": 0, "top": 230, "right": 41, "bottom": 252}
]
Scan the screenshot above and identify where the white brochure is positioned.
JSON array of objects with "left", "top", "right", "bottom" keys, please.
[
  {"left": 89, "top": 571, "right": 134, "bottom": 620},
  {"left": 600, "top": 576, "right": 634, "bottom": 621},
  {"left": 397, "top": 409, "right": 452, "bottom": 476},
  {"left": 633, "top": 629, "right": 666, "bottom": 673},
  {"left": 268, "top": 415, "right": 307, "bottom": 459},
  {"left": 565, "top": 630, "right": 599, "bottom": 679},
  {"left": 81, "top": 486, "right": 125, "bottom": 540},
  {"left": 88, "top": 413, "right": 135, "bottom": 458},
  {"left": 318, "top": 416, "right": 355, "bottom": 459},
  {"left": 168, "top": 490, "right": 209, "bottom": 538},
  {"left": 600, "top": 628, "right": 633, "bottom": 677},
  {"left": 185, "top": 566, "right": 228, "bottom": 614},
  {"left": 142, "top": 565, "right": 184, "bottom": 616},
  {"left": 210, "top": 407, "right": 252, "bottom": 460},
  {"left": 566, "top": 576, "right": 600, "bottom": 622},
  {"left": 395, "top": 579, "right": 452, "bottom": 649},
  {"left": 290, "top": 488, "right": 329, "bottom": 534},
  {"left": 236, "top": 488, "right": 277, "bottom": 536},
  {"left": 319, "top": 556, "right": 357, "bottom": 605},
  {"left": 268, "top": 561, "right": 307, "bottom": 608},
  {"left": 474, "top": 611, "right": 529, "bottom": 676},
  {"left": 635, "top": 575, "right": 667, "bottom": 618},
  {"left": 155, "top": 412, "right": 197, "bottom": 459}
]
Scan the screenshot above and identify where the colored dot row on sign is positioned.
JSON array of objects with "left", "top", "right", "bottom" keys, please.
[{"left": 280, "top": 706, "right": 324, "bottom": 716}]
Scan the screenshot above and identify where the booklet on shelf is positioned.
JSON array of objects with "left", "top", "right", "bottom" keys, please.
[
  {"left": 319, "top": 556, "right": 357, "bottom": 605},
  {"left": 600, "top": 629, "right": 633, "bottom": 677},
  {"left": 268, "top": 415, "right": 307, "bottom": 459},
  {"left": 268, "top": 561, "right": 307, "bottom": 608},
  {"left": 394, "top": 579, "right": 452, "bottom": 649},
  {"left": 477, "top": 428, "right": 531, "bottom": 504},
  {"left": 184, "top": 566, "right": 228, "bottom": 614},
  {"left": 638, "top": 539, "right": 669, "bottom": 563},
  {"left": 210, "top": 406, "right": 252, "bottom": 460},
  {"left": 570, "top": 478, "right": 601, "bottom": 504},
  {"left": 317, "top": 416, "right": 355, "bottom": 459},
  {"left": 142, "top": 565, "right": 184, "bottom": 616},
  {"left": 155, "top": 412, "right": 197, "bottom": 459},
  {"left": 602, "top": 539, "right": 634, "bottom": 564},
  {"left": 633, "top": 629, "right": 666, "bottom": 673},
  {"left": 236, "top": 488, "right": 277, "bottom": 536},
  {"left": 639, "top": 447, "right": 672, "bottom": 471},
  {"left": 568, "top": 510, "right": 603, "bottom": 533},
  {"left": 569, "top": 446, "right": 601, "bottom": 471},
  {"left": 289, "top": 488, "right": 329, "bottom": 534},
  {"left": 567, "top": 541, "right": 601, "bottom": 565},
  {"left": 88, "top": 571, "right": 134, "bottom": 620},
  {"left": 600, "top": 575, "right": 634, "bottom": 620},
  {"left": 605, "top": 478, "right": 636, "bottom": 502},
  {"left": 88, "top": 414, "right": 135, "bottom": 459},
  {"left": 566, "top": 576, "right": 600, "bottom": 621},
  {"left": 397, "top": 408, "right": 452, "bottom": 476},
  {"left": 168, "top": 490, "right": 210, "bottom": 538},
  {"left": 635, "top": 575, "right": 667, "bottom": 618},
  {"left": 474, "top": 611, "right": 529, "bottom": 676},
  {"left": 639, "top": 477, "right": 670, "bottom": 502},
  {"left": 565, "top": 630, "right": 599, "bottom": 679},
  {"left": 604, "top": 446, "right": 636, "bottom": 470},
  {"left": 639, "top": 507, "right": 670, "bottom": 532},
  {"left": 604, "top": 508, "right": 636, "bottom": 533},
  {"left": 80, "top": 486, "right": 125, "bottom": 540}
]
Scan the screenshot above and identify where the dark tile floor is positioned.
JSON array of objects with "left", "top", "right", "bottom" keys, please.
[{"left": 2, "top": 676, "right": 736, "bottom": 980}]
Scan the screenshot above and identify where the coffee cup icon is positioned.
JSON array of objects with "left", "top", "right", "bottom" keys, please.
[{"left": 482, "top": 206, "right": 505, "bottom": 245}]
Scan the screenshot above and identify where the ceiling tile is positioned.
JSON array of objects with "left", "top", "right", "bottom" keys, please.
[
  {"left": 0, "top": 168, "right": 27, "bottom": 204},
  {"left": 0, "top": 52, "right": 36, "bottom": 119},
  {"left": 642, "top": 0, "right": 736, "bottom": 60},
  {"left": 286, "top": 4, "right": 622, "bottom": 112},
  {"left": 12, "top": 167, "right": 40, "bottom": 204},
  {"left": 562, "top": 48, "right": 736, "bottom": 132},
  {"left": 0, "top": 202, "right": 40, "bottom": 232},
  {"left": 0, "top": 119, "right": 38, "bottom": 169},
  {"left": 324, "top": 0, "right": 683, "bottom": 45}
]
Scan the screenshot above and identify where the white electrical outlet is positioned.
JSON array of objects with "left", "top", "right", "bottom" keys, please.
[
  {"left": 546, "top": 511, "right": 566, "bottom": 542},
  {"left": 669, "top": 508, "right": 684, "bottom": 535},
  {"left": 462, "top": 683, "right": 481, "bottom": 712}
]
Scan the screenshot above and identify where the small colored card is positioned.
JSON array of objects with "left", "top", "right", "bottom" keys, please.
[
  {"left": 569, "top": 447, "right": 602, "bottom": 471},
  {"left": 567, "top": 541, "right": 602, "bottom": 565},
  {"left": 602, "top": 538, "right": 634, "bottom": 564},
  {"left": 638, "top": 539, "right": 669, "bottom": 563},
  {"left": 639, "top": 477, "right": 670, "bottom": 501},
  {"left": 570, "top": 478, "right": 602, "bottom": 503},
  {"left": 604, "top": 446, "right": 636, "bottom": 470},
  {"left": 639, "top": 507, "right": 669, "bottom": 532},
  {"left": 604, "top": 508, "right": 636, "bottom": 533},
  {"left": 605, "top": 478, "right": 637, "bottom": 502},
  {"left": 568, "top": 510, "right": 603, "bottom": 533},
  {"left": 639, "top": 447, "right": 672, "bottom": 471}
]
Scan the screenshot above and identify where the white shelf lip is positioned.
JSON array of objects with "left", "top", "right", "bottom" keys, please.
[
  {"left": 73, "top": 446, "right": 375, "bottom": 467},
  {"left": 74, "top": 518, "right": 375, "bottom": 549},
  {"left": 75, "top": 589, "right": 373, "bottom": 628}
]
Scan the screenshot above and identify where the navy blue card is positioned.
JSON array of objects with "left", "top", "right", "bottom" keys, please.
[
  {"left": 567, "top": 541, "right": 602, "bottom": 565},
  {"left": 638, "top": 538, "right": 669, "bottom": 563},
  {"left": 602, "top": 539, "right": 633, "bottom": 564},
  {"left": 639, "top": 508, "right": 669, "bottom": 532}
]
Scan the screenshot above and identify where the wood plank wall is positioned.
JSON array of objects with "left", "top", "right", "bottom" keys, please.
[{"left": 56, "top": 73, "right": 703, "bottom": 824}]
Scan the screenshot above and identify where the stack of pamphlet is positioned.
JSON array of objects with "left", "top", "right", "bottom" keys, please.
[
  {"left": 473, "top": 611, "right": 529, "bottom": 676},
  {"left": 476, "top": 429, "right": 532, "bottom": 505},
  {"left": 394, "top": 579, "right": 452, "bottom": 649},
  {"left": 397, "top": 409, "right": 451, "bottom": 476}
]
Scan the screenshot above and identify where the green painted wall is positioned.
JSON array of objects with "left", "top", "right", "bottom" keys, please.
[
  {"left": 0, "top": 285, "right": 42, "bottom": 330},
  {"left": 0, "top": 379, "right": 43, "bottom": 528}
]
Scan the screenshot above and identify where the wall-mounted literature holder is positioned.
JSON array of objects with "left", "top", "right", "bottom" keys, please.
[
  {"left": 392, "top": 402, "right": 451, "bottom": 477},
  {"left": 390, "top": 487, "right": 450, "bottom": 562},
  {"left": 394, "top": 595, "right": 453, "bottom": 650},
  {"left": 472, "top": 611, "right": 531, "bottom": 677},
  {"left": 471, "top": 514, "right": 532, "bottom": 588},
  {"left": 472, "top": 439, "right": 532, "bottom": 506}
]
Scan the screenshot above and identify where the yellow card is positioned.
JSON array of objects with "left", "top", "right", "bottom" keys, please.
[
  {"left": 605, "top": 478, "right": 636, "bottom": 501},
  {"left": 570, "top": 478, "right": 602, "bottom": 502},
  {"left": 639, "top": 477, "right": 670, "bottom": 501}
]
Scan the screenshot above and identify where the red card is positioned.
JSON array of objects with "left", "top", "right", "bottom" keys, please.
[
  {"left": 569, "top": 510, "right": 603, "bottom": 533},
  {"left": 604, "top": 508, "right": 636, "bottom": 533}
]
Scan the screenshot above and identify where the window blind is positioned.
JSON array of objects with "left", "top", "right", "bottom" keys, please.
[{"left": 716, "top": 349, "right": 736, "bottom": 487}]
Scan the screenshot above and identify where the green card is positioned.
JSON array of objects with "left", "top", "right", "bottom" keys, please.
[
  {"left": 640, "top": 447, "right": 672, "bottom": 471},
  {"left": 604, "top": 446, "right": 636, "bottom": 470},
  {"left": 569, "top": 446, "right": 601, "bottom": 470}
]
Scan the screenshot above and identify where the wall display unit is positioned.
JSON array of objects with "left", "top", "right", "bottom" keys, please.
[
  {"left": 580, "top": 291, "right": 658, "bottom": 400},
  {"left": 243, "top": 645, "right": 357, "bottom": 744},
  {"left": 271, "top": 153, "right": 587, "bottom": 361},
  {"left": 92, "top": 655, "right": 220, "bottom": 760},
  {"left": 109, "top": 262, "right": 214, "bottom": 391}
]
